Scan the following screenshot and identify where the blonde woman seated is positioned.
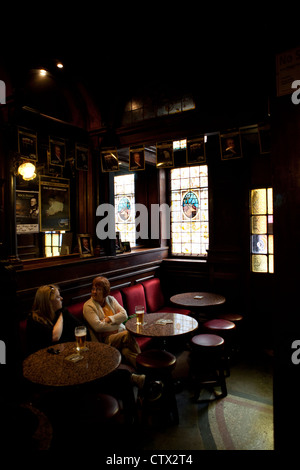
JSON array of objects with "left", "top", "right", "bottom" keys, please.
[{"left": 26, "top": 284, "right": 82, "bottom": 354}]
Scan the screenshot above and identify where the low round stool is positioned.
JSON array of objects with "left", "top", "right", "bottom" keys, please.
[
  {"left": 189, "top": 333, "right": 227, "bottom": 400},
  {"left": 216, "top": 313, "right": 243, "bottom": 323},
  {"left": 203, "top": 319, "right": 236, "bottom": 376},
  {"left": 136, "top": 349, "right": 178, "bottom": 425},
  {"left": 216, "top": 313, "right": 243, "bottom": 355},
  {"left": 80, "top": 393, "right": 120, "bottom": 424}
]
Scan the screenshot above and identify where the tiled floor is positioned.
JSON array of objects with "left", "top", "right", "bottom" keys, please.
[{"left": 137, "top": 345, "right": 274, "bottom": 451}]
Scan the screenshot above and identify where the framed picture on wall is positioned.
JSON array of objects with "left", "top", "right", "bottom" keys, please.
[
  {"left": 220, "top": 131, "right": 243, "bottom": 160},
  {"left": 100, "top": 148, "right": 119, "bottom": 172},
  {"left": 75, "top": 144, "right": 89, "bottom": 171},
  {"left": 18, "top": 128, "right": 38, "bottom": 161},
  {"left": 49, "top": 138, "right": 66, "bottom": 167},
  {"left": 129, "top": 145, "right": 145, "bottom": 171},
  {"left": 78, "top": 234, "right": 94, "bottom": 257},
  {"left": 187, "top": 136, "right": 206, "bottom": 164},
  {"left": 156, "top": 141, "right": 174, "bottom": 168},
  {"left": 39, "top": 175, "right": 70, "bottom": 231}
]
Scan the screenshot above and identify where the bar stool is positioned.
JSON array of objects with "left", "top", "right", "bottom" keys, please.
[
  {"left": 189, "top": 333, "right": 227, "bottom": 400},
  {"left": 136, "top": 349, "right": 179, "bottom": 425},
  {"left": 202, "top": 318, "right": 236, "bottom": 376},
  {"left": 216, "top": 313, "right": 244, "bottom": 356}
]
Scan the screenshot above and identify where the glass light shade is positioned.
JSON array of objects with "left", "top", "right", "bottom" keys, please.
[{"left": 18, "top": 162, "right": 36, "bottom": 181}]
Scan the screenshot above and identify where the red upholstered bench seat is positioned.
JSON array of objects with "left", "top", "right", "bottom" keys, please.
[
  {"left": 141, "top": 278, "right": 191, "bottom": 315},
  {"left": 18, "top": 279, "right": 183, "bottom": 358}
]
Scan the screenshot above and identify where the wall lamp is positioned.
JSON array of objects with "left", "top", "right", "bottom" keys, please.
[{"left": 18, "top": 161, "right": 36, "bottom": 181}]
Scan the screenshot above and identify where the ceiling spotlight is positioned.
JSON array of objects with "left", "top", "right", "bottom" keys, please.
[
  {"left": 39, "top": 69, "right": 47, "bottom": 76},
  {"left": 56, "top": 62, "right": 63, "bottom": 69}
]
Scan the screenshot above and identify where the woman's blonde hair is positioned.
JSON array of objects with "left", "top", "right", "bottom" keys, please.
[
  {"left": 31, "top": 284, "right": 59, "bottom": 326},
  {"left": 92, "top": 276, "right": 111, "bottom": 297}
]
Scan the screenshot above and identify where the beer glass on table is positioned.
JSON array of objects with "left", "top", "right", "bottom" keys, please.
[
  {"left": 75, "top": 325, "right": 87, "bottom": 352},
  {"left": 135, "top": 305, "right": 145, "bottom": 325}
]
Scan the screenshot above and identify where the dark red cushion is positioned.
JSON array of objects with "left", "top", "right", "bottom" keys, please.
[
  {"left": 121, "top": 284, "right": 147, "bottom": 316},
  {"left": 142, "top": 278, "right": 191, "bottom": 315},
  {"left": 136, "top": 336, "right": 154, "bottom": 350},
  {"left": 110, "top": 289, "right": 124, "bottom": 307},
  {"left": 141, "top": 278, "right": 165, "bottom": 312},
  {"left": 68, "top": 301, "right": 85, "bottom": 321}
]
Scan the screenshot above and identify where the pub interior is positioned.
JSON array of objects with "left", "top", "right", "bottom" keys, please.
[{"left": 1, "top": 20, "right": 300, "bottom": 456}]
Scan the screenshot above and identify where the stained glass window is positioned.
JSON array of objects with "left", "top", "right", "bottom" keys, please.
[
  {"left": 170, "top": 165, "right": 209, "bottom": 256},
  {"left": 114, "top": 174, "right": 136, "bottom": 246},
  {"left": 250, "top": 188, "right": 274, "bottom": 273}
]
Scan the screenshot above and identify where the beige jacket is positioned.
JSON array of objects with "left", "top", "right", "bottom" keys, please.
[{"left": 83, "top": 295, "right": 127, "bottom": 342}]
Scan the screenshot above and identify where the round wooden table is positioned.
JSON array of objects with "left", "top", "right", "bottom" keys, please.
[
  {"left": 170, "top": 292, "right": 226, "bottom": 309},
  {"left": 125, "top": 312, "right": 198, "bottom": 338},
  {"left": 23, "top": 341, "right": 121, "bottom": 387}
]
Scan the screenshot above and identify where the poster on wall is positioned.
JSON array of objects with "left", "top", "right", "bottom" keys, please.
[
  {"left": 16, "top": 190, "right": 39, "bottom": 234},
  {"left": 39, "top": 175, "right": 70, "bottom": 231},
  {"left": 18, "top": 128, "right": 38, "bottom": 161},
  {"left": 220, "top": 131, "right": 243, "bottom": 160},
  {"left": 186, "top": 136, "right": 206, "bottom": 164},
  {"left": 156, "top": 141, "right": 174, "bottom": 168}
]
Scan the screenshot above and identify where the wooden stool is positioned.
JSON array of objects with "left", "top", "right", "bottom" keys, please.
[
  {"left": 136, "top": 349, "right": 179, "bottom": 425},
  {"left": 189, "top": 334, "right": 227, "bottom": 400},
  {"left": 203, "top": 318, "right": 236, "bottom": 376}
]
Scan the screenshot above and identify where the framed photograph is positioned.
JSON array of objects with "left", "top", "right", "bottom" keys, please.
[
  {"left": 156, "top": 141, "right": 174, "bottom": 168},
  {"left": 39, "top": 175, "right": 70, "bottom": 232},
  {"left": 220, "top": 131, "right": 243, "bottom": 160},
  {"left": 75, "top": 144, "right": 89, "bottom": 171},
  {"left": 49, "top": 138, "right": 66, "bottom": 167},
  {"left": 18, "top": 128, "right": 38, "bottom": 161},
  {"left": 78, "top": 234, "right": 93, "bottom": 257},
  {"left": 115, "top": 231, "right": 124, "bottom": 254},
  {"left": 187, "top": 136, "right": 206, "bottom": 164},
  {"left": 16, "top": 190, "right": 39, "bottom": 234},
  {"left": 100, "top": 148, "right": 119, "bottom": 172},
  {"left": 122, "top": 241, "right": 131, "bottom": 252},
  {"left": 129, "top": 145, "right": 145, "bottom": 171},
  {"left": 258, "top": 124, "right": 271, "bottom": 154}
]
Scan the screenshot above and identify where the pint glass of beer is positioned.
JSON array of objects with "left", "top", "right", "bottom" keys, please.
[
  {"left": 135, "top": 305, "right": 145, "bottom": 325},
  {"left": 75, "top": 325, "right": 87, "bottom": 351}
]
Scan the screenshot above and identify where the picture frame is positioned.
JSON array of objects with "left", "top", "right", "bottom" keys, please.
[
  {"left": 39, "top": 175, "right": 70, "bottom": 232},
  {"left": 115, "top": 231, "right": 124, "bottom": 254},
  {"left": 220, "top": 131, "right": 243, "bottom": 160},
  {"left": 18, "top": 128, "right": 38, "bottom": 161},
  {"left": 49, "top": 138, "right": 66, "bottom": 167},
  {"left": 75, "top": 144, "right": 89, "bottom": 171},
  {"left": 122, "top": 241, "right": 131, "bottom": 252},
  {"left": 16, "top": 190, "right": 39, "bottom": 234},
  {"left": 187, "top": 136, "right": 206, "bottom": 164},
  {"left": 129, "top": 145, "right": 145, "bottom": 171},
  {"left": 78, "top": 234, "right": 93, "bottom": 257},
  {"left": 100, "top": 148, "right": 119, "bottom": 172},
  {"left": 156, "top": 141, "right": 174, "bottom": 168}
]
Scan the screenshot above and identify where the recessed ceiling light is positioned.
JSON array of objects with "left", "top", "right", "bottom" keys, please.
[
  {"left": 56, "top": 62, "right": 63, "bottom": 69},
  {"left": 39, "top": 69, "right": 47, "bottom": 76}
]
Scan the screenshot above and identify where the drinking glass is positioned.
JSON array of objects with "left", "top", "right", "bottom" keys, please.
[
  {"left": 135, "top": 305, "right": 145, "bottom": 325},
  {"left": 75, "top": 325, "right": 87, "bottom": 351}
]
